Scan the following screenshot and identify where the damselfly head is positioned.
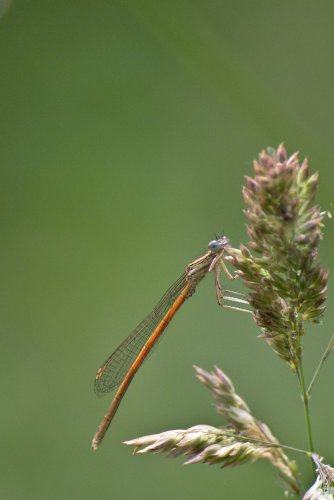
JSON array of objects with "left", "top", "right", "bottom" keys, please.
[{"left": 208, "top": 236, "right": 229, "bottom": 254}]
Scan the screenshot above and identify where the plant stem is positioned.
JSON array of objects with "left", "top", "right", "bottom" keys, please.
[
  {"left": 307, "top": 332, "right": 334, "bottom": 396},
  {"left": 297, "top": 359, "right": 316, "bottom": 475},
  {"left": 222, "top": 430, "right": 310, "bottom": 456}
]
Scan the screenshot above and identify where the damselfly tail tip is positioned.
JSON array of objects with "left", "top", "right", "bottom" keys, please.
[{"left": 92, "top": 436, "right": 100, "bottom": 450}]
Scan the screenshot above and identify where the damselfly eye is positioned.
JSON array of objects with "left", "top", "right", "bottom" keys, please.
[{"left": 208, "top": 240, "right": 222, "bottom": 252}]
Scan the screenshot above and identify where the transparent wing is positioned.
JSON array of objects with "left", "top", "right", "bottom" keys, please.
[{"left": 94, "top": 272, "right": 188, "bottom": 395}]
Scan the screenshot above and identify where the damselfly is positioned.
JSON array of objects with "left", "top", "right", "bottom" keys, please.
[{"left": 92, "top": 236, "right": 247, "bottom": 449}]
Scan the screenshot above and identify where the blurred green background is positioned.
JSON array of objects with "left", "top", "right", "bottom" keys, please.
[{"left": 1, "top": 1, "right": 333, "bottom": 498}]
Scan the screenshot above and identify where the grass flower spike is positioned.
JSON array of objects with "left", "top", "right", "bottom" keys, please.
[
  {"left": 125, "top": 366, "right": 300, "bottom": 496},
  {"left": 194, "top": 366, "right": 300, "bottom": 495},
  {"left": 226, "top": 144, "right": 328, "bottom": 370}
]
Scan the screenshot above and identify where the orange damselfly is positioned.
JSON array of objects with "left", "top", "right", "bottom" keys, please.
[{"left": 92, "top": 236, "right": 237, "bottom": 450}]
